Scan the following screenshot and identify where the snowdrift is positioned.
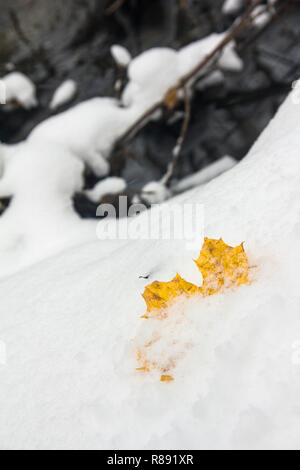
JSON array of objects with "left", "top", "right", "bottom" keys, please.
[{"left": 0, "top": 92, "right": 300, "bottom": 450}]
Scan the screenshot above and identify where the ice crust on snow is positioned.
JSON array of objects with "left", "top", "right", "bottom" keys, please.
[{"left": 0, "top": 93, "right": 300, "bottom": 449}]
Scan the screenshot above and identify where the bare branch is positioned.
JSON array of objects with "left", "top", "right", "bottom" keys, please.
[
  {"left": 9, "top": 8, "right": 31, "bottom": 48},
  {"left": 106, "top": 0, "right": 126, "bottom": 15},
  {"left": 116, "top": 0, "right": 266, "bottom": 147}
]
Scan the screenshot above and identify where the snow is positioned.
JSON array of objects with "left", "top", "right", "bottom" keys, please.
[
  {"left": 223, "top": 0, "right": 275, "bottom": 28},
  {"left": 251, "top": 5, "right": 272, "bottom": 29},
  {"left": 28, "top": 97, "right": 140, "bottom": 177},
  {"left": 133, "top": 181, "right": 171, "bottom": 206},
  {"left": 1, "top": 72, "right": 38, "bottom": 109},
  {"left": 122, "top": 34, "right": 243, "bottom": 108},
  {"left": 0, "top": 91, "right": 300, "bottom": 449},
  {"left": 122, "top": 47, "right": 179, "bottom": 108},
  {"left": 196, "top": 70, "right": 225, "bottom": 91},
  {"left": 217, "top": 41, "right": 244, "bottom": 72},
  {"left": 111, "top": 45, "right": 132, "bottom": 68},
  {"left": 172, "top": 156, "right": 237, "bottom": 194},
  {"left": 0, "top": 140, "right": 97, "bottom": 277},
  {"left": 85, "top": 177, "right": 127, "bottom": 203},
  {"left": 222, "top": 0, "right": 244, "bottom": 15},
  {"left": 49, "top": 79, "right": 77, "bottom": 110},
  {"left": 179, "top": 35, "right": 243, "bottom": 77}
]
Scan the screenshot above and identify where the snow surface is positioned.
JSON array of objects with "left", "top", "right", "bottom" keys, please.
[
  {"left": 1, "top": 72, "right": 38, "bottom": 109},
  {"left": 1, "top": 92, "right": 300, "bottom": 449},
  {"left": 49, "top": 79, "right": 77, "bottom": 110}
]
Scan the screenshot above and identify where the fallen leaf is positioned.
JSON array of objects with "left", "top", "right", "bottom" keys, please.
[
  {"left": 137, "top": 237, "right": 251, "bottom": 380},
  {"left": 142, "top": 273, "right": 199, "bottom": 319},
  {"left": 164, "top": 87, "right": 179, "bottom": 110},
  {"left": 196, "top": 237, "right": 249, "bottom": 296}
]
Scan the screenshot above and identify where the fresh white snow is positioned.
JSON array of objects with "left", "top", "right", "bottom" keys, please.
[
  {"left": 1, "top": 72, "right": 38, "bottom": 109},
  {"left": 111, "top": 45, "right": 132, "bottom": 68},
  {"left": 0, "top": 92, "right": 300, "bottom": 449},
  {"left": 133, "top": 181, "right": 171, "bottom": 206},
  {"left": 49, "top": 79, "right": 78, "bottom": 110},
  {"left": 222, "top": 0, "right": 244, "bottom": 15},
  {"left": 122, "top": 34, "right": 243, "bottom": 108},
  {"left": 172, "top": 156, "right": 237, "bottom": 194},
  {"left": 85, "top": 177, "right": 127, "bottom": 203},
  {"left": 251, "top": 5, "right": 273, "bottom": 29},
  {"left": 28, "top": 97, "right": 139, "bottom": 177}
]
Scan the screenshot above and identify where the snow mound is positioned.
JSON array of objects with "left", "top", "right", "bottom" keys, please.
[
  {"left": 0, "top": 141, "right": 96, "bottom": 276},
  {"left": 0, "top": 92, "right": 300, "bottom": 449}
]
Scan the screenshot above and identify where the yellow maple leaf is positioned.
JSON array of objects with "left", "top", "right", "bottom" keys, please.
[
  {"left": 196, "top": 237, "right": 249, "bottom": 296},
  {"left": 137, "top": 237, "right": 250, "bottom": 381},
  {"left": 142, "top": 273, "right": 199, "bottom": 319}
]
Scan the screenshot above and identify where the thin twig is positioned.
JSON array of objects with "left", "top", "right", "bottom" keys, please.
[
  {"left": 238, "top": 0, "right": 291, "bottom": 51},
  {"left": 162, "top": 87, "right": 191, "bottom": 186},
  {"left": 106, "top": 0, "right": 126, "bottom": 15},
  {"left": 9, "top": 8, "right": 31, "bottom": 47},
  {"left": 179, "top": 0, "right": 265, "bottom": 86}
]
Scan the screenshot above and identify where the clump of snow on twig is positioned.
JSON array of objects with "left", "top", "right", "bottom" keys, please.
[
  {"left": 133, "top": 181, "right": 171, "bottom": 206},
  {"left": 85, "top": 177, "right": 127, "bottom": 203},
  {"left": 1, "top": 72, "right": 38, "bottom": 109},
  {"left": 222, "top": 0, "right": 244, "bottom": 15},
  {"left": 111, "top": 45, "right": 132, "bottom": 68},
  {"left": 49, "top": 79, "right": 77, "bottom": 110}
]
